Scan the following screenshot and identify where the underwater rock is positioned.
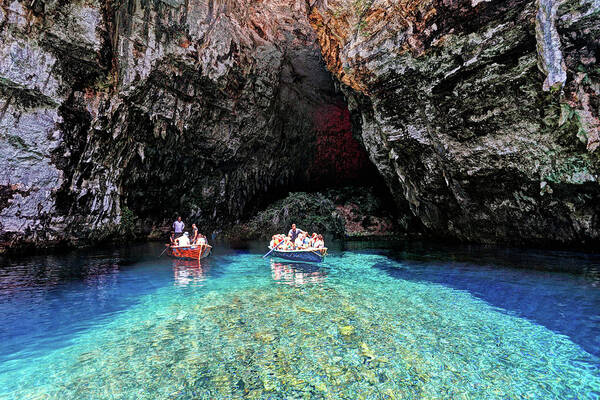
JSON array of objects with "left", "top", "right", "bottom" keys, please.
[
  {"left": 9, "top": 265, "right": 599, "bottom": 399},
  {"left": 339, "top": 325, "right": 355, "bottom": 336},
  {"left": 254, "top": 331, "right": 276, "bottom": 344}
]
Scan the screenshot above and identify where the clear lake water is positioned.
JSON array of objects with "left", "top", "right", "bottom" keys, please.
[{"left": 0, "top": 241, "right": 599, "bottom": 399}]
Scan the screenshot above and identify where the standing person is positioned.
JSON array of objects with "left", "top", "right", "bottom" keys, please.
[
  {"left": 191, "top": 224, "right": 199, "bottom": 244},
  {"left": 288, "top": 224, "right": 305, "bottom": 243},
  {"left": 173, "top": 216, "right": 185, "bottom": 238}
]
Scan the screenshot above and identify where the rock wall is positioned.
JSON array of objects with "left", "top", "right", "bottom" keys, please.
[
  {"left": 0, "top": 0, "right": 379, "bottom": 249},
  {"left": 0, "top": 0, "right": 109, "bottom": 247},
  {"left": 309, "top": 0, "right": 600, "bottom": 245},
  {"left": 2, "top": 0, "right": 599, "bottom": 249}
]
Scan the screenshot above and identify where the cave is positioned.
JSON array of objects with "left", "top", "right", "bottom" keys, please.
[
  {"left": 114, "top": 63, "right": 399, "bottom": 238},
  {"left": 1, "top": 0, "right": 599, "bottom": 250},
  {"left": 2, "top": 2, "right": 600, "bottom": 395}
]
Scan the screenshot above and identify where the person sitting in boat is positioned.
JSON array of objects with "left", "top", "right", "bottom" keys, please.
[
  {"left": 294, "top": 232, "right": 306, "bottom": 249},
  {"left": 175, "top": 232, "right": 191, "bottom": 247},
  {"left": 270, "top": 235, "right": 280, "bottom": 248},
  {"left": 274, "top": 234, "right": 286, "bottom": 248},
  {"left": 169, "top": 231, "right": 176, "bottom": 245},
  {"left": 309, "top": 232, "right": 318, "bottom": 247},
  {"left": 288, "top": 224, "right": 305, "bottom": 243},
  {"left": 314, "top": 234, "right": 325, "bottom": 248},
  {"left": 280, "top": 236, "right": 293, "bottom": 250},
  {"left": 296, "top": 233, "right": 310, "bottom": 249},
  {"left": 302, "top": 233, "right": 311, "bottom": 248},
  {"left": 197, "top": 234, "right": 207, "bottom": 245},
  {"left": 191, "top": 224, "right": 199, "bottom": 243}
]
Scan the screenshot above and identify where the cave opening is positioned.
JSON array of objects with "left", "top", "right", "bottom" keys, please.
[
  {"left": 236, "top": 97, "right": 397, "bottom": 223},
  {"left": 112, "top": 40, "right": 399, "bottom": 239},
  {"left": 119, "top": 91, "right": 399, "bottom": 238}
]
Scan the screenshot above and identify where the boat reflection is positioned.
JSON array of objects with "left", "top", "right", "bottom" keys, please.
[
  {"left": 270, "top": 260, "right": 327, "bottom": 286},
  {"left": 172, "top": 260, "right": 208, "bottom": 287}
]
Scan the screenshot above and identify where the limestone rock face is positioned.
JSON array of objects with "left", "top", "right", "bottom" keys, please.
[
  {"left": 0, "top": 0, "right": 370, "bottom": 248},
  {"left": 2, "top": 0, "right": 599, "bottom": 249},
  {"left": 0, "top": 0, "right": 107, "bottom": 247},
  {"left": 309, "top": 0, "right": 600, "bottom": 245}
]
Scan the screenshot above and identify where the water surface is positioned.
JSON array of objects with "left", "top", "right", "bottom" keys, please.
[{"left": 0, "top": 241, "right": 599, "bottom": 399}]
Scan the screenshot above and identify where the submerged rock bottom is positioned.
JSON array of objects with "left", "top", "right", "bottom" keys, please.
[{"left": 3, "top": 253, "right": 598, "bottom": 399}]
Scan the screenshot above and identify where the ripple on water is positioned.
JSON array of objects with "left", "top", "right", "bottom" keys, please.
[{"left": 0, "top": 253, "right": 599, "bottom": 399}]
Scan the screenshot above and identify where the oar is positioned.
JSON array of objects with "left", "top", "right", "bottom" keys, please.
[
  {"left": 158, "top": 244, "right": 169, "bottom": 258},
  {"left": 310, "top": 250, "right": 323, "bottom": 258},
  {"left": 309, "top": 249, "right": 327, "bottom": 260},
  {"left": 263, "top": 239, "right": 285, "bottom": 258}
]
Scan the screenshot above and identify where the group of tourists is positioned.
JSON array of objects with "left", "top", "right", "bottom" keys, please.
[
  {"left": 270, "top": 224, "right": 325, "bottom": 250},
  {"left": 168, "top": 218, "right": 323, "bottom": 251},
  {"left": 169, "top": 216, "right": 208, "bottom": 247}
]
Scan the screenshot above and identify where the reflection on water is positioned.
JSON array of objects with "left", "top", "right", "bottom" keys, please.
[
  {"left": 270, "top": 260, "right": 327, "bottom": 286},
  {"left": 172, "top": 260, "right": 209, "bottom": 287}
]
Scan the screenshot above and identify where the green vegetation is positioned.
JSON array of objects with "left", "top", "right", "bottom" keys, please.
[
  {"left": 88, "top": 206, "right": 139, "bottom": 243},
  {"left": 119, "top": 206, "right": 138, "bottom": 235},
  {"left": 559, "top": 103, "right": 593, "bottom": 147},
  {"left": 353, "top": 0, "right": 372, "bottom": 15},
  {"left": 223, "top": 186, "right": 401, "bottom": 242},
  {"left": 543, "top": 152, "right": 596, "bottom": 184},
  {"left": 354, "top": 0, "right": 373, "bottom": 36},
  {"left": 225, "top": 192, "right": 346, "bottom": 241},
  {"left": 329, "top": 0, "right": 373, "bottom": 36},
  {"left": 93, "top": 73, "right": 117, "bottom": 92}
]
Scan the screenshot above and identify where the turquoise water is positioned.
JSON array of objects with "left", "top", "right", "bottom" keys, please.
[{"left": 1, "top": 242, "right": 599, "bottom": 399}]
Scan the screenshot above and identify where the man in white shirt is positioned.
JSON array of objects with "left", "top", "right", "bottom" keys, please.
[
  {"left": 176, "top": 232, "right": 191, "bottom": 246},
  {"left": 173, "top": 216, "right": 185, "bottom": 238}
]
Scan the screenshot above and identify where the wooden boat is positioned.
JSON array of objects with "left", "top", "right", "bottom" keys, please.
[
  {"left": 166, "top": 243, "right": 212, "bottom": 260},
  {"left": 268, "top": 247, "right": 327, "bottom": 263}
]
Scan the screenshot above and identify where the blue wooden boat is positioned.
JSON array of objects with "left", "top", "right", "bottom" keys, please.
[{"left": 268, "top": 247, "right": 327, "bottom": 263}]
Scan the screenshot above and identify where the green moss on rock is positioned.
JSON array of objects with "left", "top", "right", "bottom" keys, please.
[
  {"left": 224, "top": 186, "right": 408, "bottom": 242},
  {"left": 225, "top": 192, "right": 346, "bottom": 241}
]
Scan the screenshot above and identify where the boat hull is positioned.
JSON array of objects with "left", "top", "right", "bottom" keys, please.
[
  {"left": 167, "top": 244, "right": 212, "bottom": 260},
  {"left": 270, "top": 248, "right": 327, "bottom": 263}
]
